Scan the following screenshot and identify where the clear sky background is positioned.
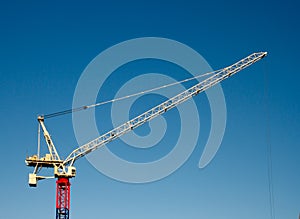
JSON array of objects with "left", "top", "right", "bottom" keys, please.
[{"left": 0, "top": 0, "right": 299, "bottom": 219}]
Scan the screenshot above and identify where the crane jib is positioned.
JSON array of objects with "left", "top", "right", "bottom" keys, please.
[{"left": 63, "top": 52, "right": 267, "bottom": 166}]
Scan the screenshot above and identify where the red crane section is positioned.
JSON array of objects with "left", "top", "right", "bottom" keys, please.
[{"left": 56, "top": 178, "right": 71, "bottom": 219}]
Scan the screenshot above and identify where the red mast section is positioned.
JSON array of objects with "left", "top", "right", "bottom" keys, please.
[{"left": 56, "top": 178, "right": 70, "bottom": 219}]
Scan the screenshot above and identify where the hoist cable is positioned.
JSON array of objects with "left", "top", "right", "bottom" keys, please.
[
  {"left": 43, "top": 69, "right": 219, "bottom": 119},
  {"left": 264, "top": 58, "right": 275, "bottom": 219}
]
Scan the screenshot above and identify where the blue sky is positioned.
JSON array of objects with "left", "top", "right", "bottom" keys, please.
[{"left": 0, "top": 0, "right": 299, "bottom": 218}]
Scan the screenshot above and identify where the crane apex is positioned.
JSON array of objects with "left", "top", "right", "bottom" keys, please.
[{"left": 262, "top": 51, "right": 268, "bottom": 57}]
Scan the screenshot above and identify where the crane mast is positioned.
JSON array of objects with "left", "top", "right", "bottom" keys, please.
[{"left": 25, "top": 52, "right": 267, "bottom": 219}]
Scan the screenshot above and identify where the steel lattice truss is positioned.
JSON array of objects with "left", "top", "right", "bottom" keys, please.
[{"left": 64, "top": 52, "right": 267, "bottom": 166}]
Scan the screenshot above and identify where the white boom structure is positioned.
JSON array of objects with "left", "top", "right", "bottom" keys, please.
[
  {"left": 64, "top": 52, "right": 267, "bottom": 165},
  {"left": 26, "top": 52, "right": 267, "bottom": 186}
]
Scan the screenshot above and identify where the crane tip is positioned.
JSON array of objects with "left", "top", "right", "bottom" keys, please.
[{"left": 262, "top": 52, "right": 268, "bottom": 58}]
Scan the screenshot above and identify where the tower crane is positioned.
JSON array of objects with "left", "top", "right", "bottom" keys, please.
[{"left": 25, "top": 52, "right": 267, "bottom": 219}]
